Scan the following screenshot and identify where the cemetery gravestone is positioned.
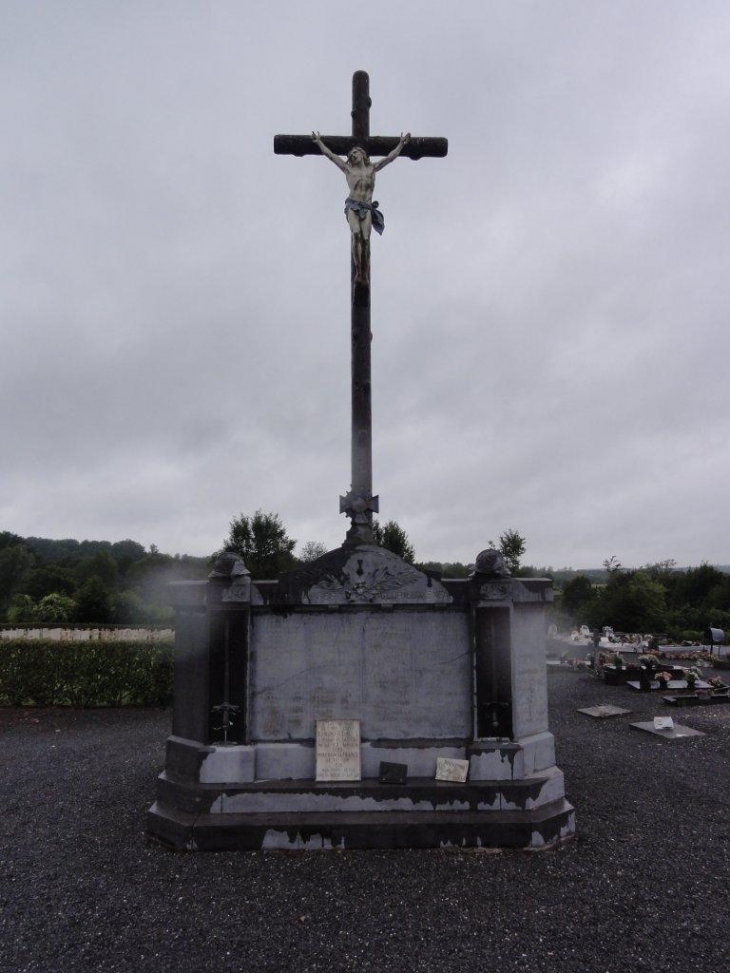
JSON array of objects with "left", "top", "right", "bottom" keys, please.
[
  {"left": 577, "top": 705, "right": 631, "bottom": 719},
  {"left": 630, "top": 720, "right": 705, "bottom": 740}
]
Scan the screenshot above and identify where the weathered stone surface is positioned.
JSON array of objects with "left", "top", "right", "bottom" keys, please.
[
  {"left": 249, "top": 608, "right": 471, "bottom": 741},
  {"left": 474, "top": 578, "right": 553, "bottom": 605},
  {"left": 152, "top": 768, "right": 573, "bottom": 825},
  {"left": 253, "top": 742, "right": 315, "bottom": 780},
  {"left": 467, "top": 742, "right": 525, "bottom": 781},
  {"left": 519, "top": 732, "right": 558, "bottom": 775},
  {"left": 151, "top": 542, "right": 573, "bottom": 850},
  {"left": 273, "top": 545, "right": 452, "bottom": 606},
  {"left": 511, "top": 605, "right": 551, "bottom": 739},
  {"left": 199, "top": 745, "right": 255, "bottom": 784},
  {"left": 467, "top": 733, "right": 556, "bottom": 781},
  {"left": 148, "top": 799, "right": 576, "bottom": 852}
]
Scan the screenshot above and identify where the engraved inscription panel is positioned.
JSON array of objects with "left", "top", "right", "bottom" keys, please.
[
  {"left": 362, "top": 612, "right": 470, "bottom": 738},
  {"left": 250, "top": 610, "right": 471, "bottom": 741},
  {"left": 316, "top": 719, "right": 361, "bottom": 781}
]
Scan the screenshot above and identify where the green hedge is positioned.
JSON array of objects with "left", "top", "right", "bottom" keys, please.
[{"left": 0, "top": 639, "right": 174, "bottom": 707}]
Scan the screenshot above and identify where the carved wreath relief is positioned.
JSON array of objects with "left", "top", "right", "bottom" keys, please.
[{"left": 306, "top": 553, "right": 451, "bottom": 605}]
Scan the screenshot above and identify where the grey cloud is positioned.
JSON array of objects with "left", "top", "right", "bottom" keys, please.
[{"left": 2, "top": 1, "right": 729, "bottom": 568}]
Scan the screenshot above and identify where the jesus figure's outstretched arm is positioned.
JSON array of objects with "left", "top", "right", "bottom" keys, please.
[
  {"left": 311, "top": 132, "right": 347, "bottom": 172},
  {"left": 372, "top": 133, "right": 411, "bottom": 172}
]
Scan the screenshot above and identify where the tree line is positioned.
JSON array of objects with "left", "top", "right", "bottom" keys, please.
[
  {"left": 219, "top": 511, "right": 421, "bottom": 574},
  {"left": 0, "top": 532, "right": 208, "bottom": 625},
  {"left": 558, "top": 558, "right": 730, "bottom": 640},
  {"left": 219, "top": 515, "right": 531, "bottom": 580},
  {"left": 0, "top": 516, "right": 531, "bottom": 625},
  {"left": 11, "top": 514, "right": 721, "bottom": 639}
]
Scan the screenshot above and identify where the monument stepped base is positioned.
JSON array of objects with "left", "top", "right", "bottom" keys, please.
[
  {"left": 147, "top": 789, "right": 575, "bottom": 852},
  {"left": 147, "top": 767, "right": 575, "bottom": 851}
]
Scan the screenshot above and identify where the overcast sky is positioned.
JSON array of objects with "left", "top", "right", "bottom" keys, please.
[{"left": 2, "top": 1, "right": 729, "bottom": 569}]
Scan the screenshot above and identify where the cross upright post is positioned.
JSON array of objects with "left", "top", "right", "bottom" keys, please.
[{"left": 274, "top": 71, "right": 447, "bottom": 546}]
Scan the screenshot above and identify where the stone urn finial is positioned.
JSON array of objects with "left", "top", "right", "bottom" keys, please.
[
  {"left": 473, "top": 548, "right": 510, "bottom": 578},
  {"left": 209, "top": 552, "right": 250, "bottom": 580}
]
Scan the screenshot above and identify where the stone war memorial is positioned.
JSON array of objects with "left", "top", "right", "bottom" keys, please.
[{"left": 147, "top": 72, "right": 575, "bottom": 851}]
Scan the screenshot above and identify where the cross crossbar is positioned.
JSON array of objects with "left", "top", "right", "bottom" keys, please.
[{"left": 274, "top": 135, "right": 448, "bottom": 159}]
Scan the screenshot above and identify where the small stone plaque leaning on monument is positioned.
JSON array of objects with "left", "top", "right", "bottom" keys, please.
[
  {"left": 379, "top": 761, "right": 408, "bottom": 785},
  {"left": 316, "top": 720, "right": 362, "bottom": 782},
  {"left": 435, "top": 757, "right": 469, "bottom": 783}
]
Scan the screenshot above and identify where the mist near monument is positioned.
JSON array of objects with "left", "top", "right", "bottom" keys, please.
[{"left": 1, "top": 1, "right": 729, "bottom": 567}]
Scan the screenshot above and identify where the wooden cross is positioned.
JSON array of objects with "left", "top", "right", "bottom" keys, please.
[{"left": 274, "top": 71, "right": 448, "bottom": 546}]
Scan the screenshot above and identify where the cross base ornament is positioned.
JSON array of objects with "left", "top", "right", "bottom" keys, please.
[
  {"left": 340, "top": 489, "right": 380, "bottom": 544},
  {"left": 275, "top": 72, "right": 447, "bottom": 547}
]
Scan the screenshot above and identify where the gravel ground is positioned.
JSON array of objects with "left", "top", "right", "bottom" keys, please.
[{"left": 1, "top": 670, "right": 729, "bottom": 973}]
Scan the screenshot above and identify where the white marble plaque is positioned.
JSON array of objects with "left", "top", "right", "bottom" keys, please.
[
  {"left": 435, "top": 757, "right": 469, "bottom": 783},
  {"left": 315, "top": 719, "right": 361, "bottom": 781},
  {"left": 654, "top": 716, "right": 674, "bottom": 731}
]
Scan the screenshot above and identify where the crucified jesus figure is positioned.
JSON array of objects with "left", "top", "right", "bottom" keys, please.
[{"left": 311, "top": 131, "right": 411, "bottom": 283}]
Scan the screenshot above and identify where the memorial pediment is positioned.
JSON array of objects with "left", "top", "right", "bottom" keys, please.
[{"left": 274, "top": 545, "right": 452, "bottom": 605}]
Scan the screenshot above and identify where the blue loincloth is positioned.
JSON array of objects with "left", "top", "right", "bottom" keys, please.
[{"left": 344, "top": 198, "right": 385, "bottom": 235}]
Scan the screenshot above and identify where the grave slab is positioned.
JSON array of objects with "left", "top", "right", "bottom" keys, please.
[
  {"left": 577, "top": 705, "right": 632, "bottom": 719},
  {"left": 629, "top": 721, "right": 705, "bottom": 739},
  {"left": 663, "top": 693, "right": 730, "bottom": 707}
]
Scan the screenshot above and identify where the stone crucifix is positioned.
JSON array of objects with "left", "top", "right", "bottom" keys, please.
[{"left": 274, "top": 71, "right": 447, "bottom": 545}]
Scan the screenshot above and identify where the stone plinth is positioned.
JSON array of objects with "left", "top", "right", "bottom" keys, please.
[{"left": 147, "top": 546, "right": 575, "bottom": 851}]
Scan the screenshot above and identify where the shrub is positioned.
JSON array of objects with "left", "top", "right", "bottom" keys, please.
[{"left": 0, "top": 639, "right": 173, "bottom": 707}]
